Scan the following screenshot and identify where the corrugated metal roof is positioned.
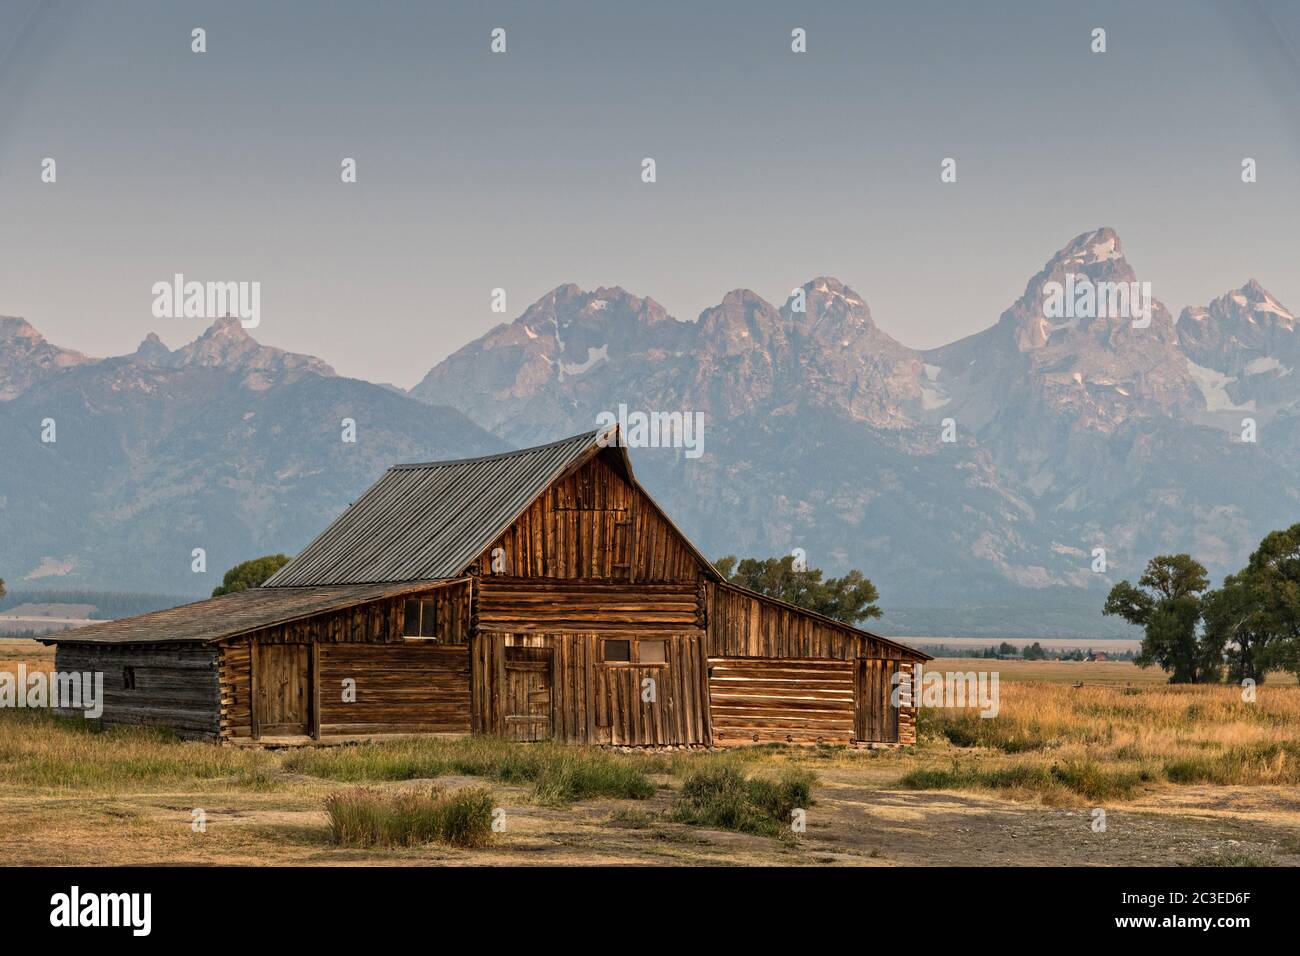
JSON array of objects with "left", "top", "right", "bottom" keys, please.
[
  {"left": 45, "top": 580, "right": 455, "bottom": 646},
  {"left": 264, "top": 429, "right": 605, "bottom": 587}
]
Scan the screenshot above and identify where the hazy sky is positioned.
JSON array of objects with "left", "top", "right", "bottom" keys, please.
[{"left": 1, "top": 0, "right": 1298, "bottom": 386}]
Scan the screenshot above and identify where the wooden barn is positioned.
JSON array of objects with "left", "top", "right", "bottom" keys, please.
[{"left": 48, "top": 428, "right": 929, "bottom": 748}]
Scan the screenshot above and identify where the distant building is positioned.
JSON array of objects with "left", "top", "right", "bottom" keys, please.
[{"left": 1085, "top": 651, "right": 1109, "bottom": 662}]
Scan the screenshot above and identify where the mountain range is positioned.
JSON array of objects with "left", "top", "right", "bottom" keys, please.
[{"left": 3, "top": 227, "right": 1297, "bottom": 638}]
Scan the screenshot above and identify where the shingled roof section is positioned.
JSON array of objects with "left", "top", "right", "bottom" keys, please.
[
  {"left": 263, "top": 429, "right": 608, "bottom": 588},
  {"left": 44, "top": 580, "right": 455, "bottom": 646}
]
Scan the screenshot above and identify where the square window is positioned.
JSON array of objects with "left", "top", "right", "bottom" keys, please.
[
  {"left": 602, "top": 639, "right": 631, "bottom": 662},
  {"left": 639, "top": 639, "right": 667, "bottom": 664}
]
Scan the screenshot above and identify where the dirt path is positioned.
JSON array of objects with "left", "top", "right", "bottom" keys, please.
[
  {"left": 3, "top": 767, "right": 1296, "bottom": 866},
  {"left": 802, "top": 768, "right": 1300, "bottom": 866}
]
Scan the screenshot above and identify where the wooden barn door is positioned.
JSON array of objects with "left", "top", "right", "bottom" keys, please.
[
  {"left": 254, "top": 644, "right": 311, "bottom": 737},
  {"left": 503, "top": 647, "right": 553, "bottom": 741},
  {"left": 855, "top": 659, "right": 901, "bottom": 744}
]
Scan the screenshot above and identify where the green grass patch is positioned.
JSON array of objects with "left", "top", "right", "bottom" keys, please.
[
  {"left": 0, "top": 710, "right": 276, "bottom": 791},
  {"left": 921, "top": 710, "right": 1054, "bottom": 753},
  {"left": 669, "top": 761, "right": 815, "bottom": 837},
  {"left": 325, "top": 785, "right": 494, "bottom": 848},
  {"left": 1163, "top": 741, "right": 1300, "bottom": 787},
  {"left": 285, "top": 736, "right": 662, "bottom": 806},
  {"left": 898, "top": 758, "right": 1149, "bottom": 802}
]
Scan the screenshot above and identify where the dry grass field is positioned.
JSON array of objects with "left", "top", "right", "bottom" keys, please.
[{"left": 2, "top": 640, "right": 1297, "bottom": 866}]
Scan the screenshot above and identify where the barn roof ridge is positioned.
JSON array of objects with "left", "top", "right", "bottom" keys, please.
[
  {"left": 388, "top": 428, "right": 605, "bottom": 471},
  {"left": 262, "top": 427, "right": 612, "bottom": 587}
]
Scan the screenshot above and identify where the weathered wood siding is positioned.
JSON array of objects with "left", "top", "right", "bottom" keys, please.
[
  {"left": 708, "top": 658, "right": 856, "bottom": 745},
  {"left": 706, "top": 582, "right": 910, "bottom": 660},
  {"left": 219, "top": 581, "right": 472, "bottom": 741},
  {"left": 471, "top": 631, "right": 709, "bottom": 745},
  {"left": 317, "top": 643, "right": 470, "bottom": 737},
  {"left": 54, "top": 642, "right": 220, "bottom": 740},
  {"left": 856, "top": 658, "right": 910, "bottom": 743},
  {"left": 465, "top": 453, "right": 702, "bottom": 582},
  {"left": 476, "top": 577, "right": 703, "bottom": 633}
]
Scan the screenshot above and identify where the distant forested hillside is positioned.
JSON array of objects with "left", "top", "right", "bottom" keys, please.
[{"left": 0, "top": 589, "right": 189, "bottom": 619}]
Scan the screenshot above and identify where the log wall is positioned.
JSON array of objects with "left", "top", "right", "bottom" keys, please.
[
  {"left": 476, "top": 576, "right": 703, "bottom": 633},
  {"left": 708, "top": 658, "right": 856, "bottom": 745},
  {"left": 317, "top": 643, "right": 470, "bottom": 737},
  {"left": 706, "top": 582, "right": 915, "bottom": 661},
  {"left": 464, "top": 453, "right": 702, "bottom": 582},
  {"left": 219, "top": 581, "right": 471, "bottom": 741},
  {"left": 54, "top": 642, "right": 221, "bottom": 740}
]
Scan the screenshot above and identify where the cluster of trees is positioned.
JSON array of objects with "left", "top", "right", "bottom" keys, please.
[
  {"left": 211, "top": 554, "right": 290, "bottom": 596},
  {"left": 713, "top": 555, "right": 881, "bottom": 624},
  {"left": 1104, "top": 523, "right": 1300, "bottom": 684}
]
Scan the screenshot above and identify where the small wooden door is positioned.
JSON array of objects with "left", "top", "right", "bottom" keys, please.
[
  {"left": 503, "top": 646, "right": 552, "bottom": 741},
  {"left": 255, "top": 644, "right": 311, "bottom": 737},
  {"left": 855, "top": 659, "right": 901, "bottom": 743}
]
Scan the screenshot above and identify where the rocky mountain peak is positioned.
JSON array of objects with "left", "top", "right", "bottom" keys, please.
[
  {"left": 1177, "top": 282, "right": 1299, "bottom": 400},
  {"left": 132, "top": 332, "right": 172, "bottom": 365},
  {"left": 784, "top": 276, "right": 886, "bottom": 347},
  {"left": 697, "top": 289, "right": 785, "bottom": 353},
  {"left": 1, "top": 315, "right": 41, "bottom": 343},
  {"left": 1051, "top": 226, "right": 1126, "bottom": 270},
  {"left": 0, "top": 315, "right": 95, "bottom": 400},
  {"left": 128, "top": 319, "right": 335, "bottom": 388}
]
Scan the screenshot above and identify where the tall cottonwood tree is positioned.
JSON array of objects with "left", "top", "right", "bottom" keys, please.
[
  {"left": 1236, "top": 523, "right": 1300, "bottom": 683},
  {"left": 1201, "top": 570, "right": 1273, "bottom": 684},
  {"left": 1103, "top": 554, "right": 1220, "bottom": 684}
]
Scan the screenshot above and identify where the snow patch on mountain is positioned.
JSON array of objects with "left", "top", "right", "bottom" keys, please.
[
  {"left": 559, "top": 344, "right": 609, "bottom": 378},
  {"left": 1186, "top": 359, "right": 1255, "bottom": 412},
  {"left": 1245, "top": 356, "right": 1285, "bottom": 375}
]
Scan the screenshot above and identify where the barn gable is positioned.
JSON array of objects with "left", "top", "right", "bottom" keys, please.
[
  {"left": 263, "top": 428, "right": 718, "bottom": 588},
  {"left": 462, "top": 448, "right": 711, "bottom": 582}
]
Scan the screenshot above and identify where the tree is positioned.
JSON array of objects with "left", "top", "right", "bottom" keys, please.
[
  {"left": 1022, "top": 641, "right": 1047, "bottom": 661},
  {"left": 1201, "top": 570, "right": 1273, "bottom": 684},
  {"left": 1103, "top": 554, "right": 1219, "bottom": 683},
  {"left": 713, "top": 555, "right": 881, "bottom": 624},
  {"left": 0, "top": 577, "right": 5, "bottom": 602},
  {"left": 1237, "top": 523, "right": 1300, "bottom": 684},
  {"left": 211, "top": 554, "right": 290, "bottom": 597}
]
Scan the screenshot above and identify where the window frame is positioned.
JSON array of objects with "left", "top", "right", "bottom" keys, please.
[
  {"left": 402, "top": 597, "right": 441, "bottom": 641},
  {"left": 599, "top": 637, "right": 669, "bottom": 666}
]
